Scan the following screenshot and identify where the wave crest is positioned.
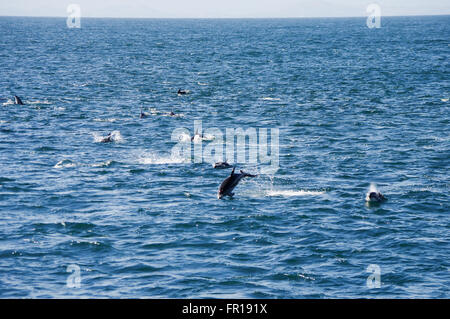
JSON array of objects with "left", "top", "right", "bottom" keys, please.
[{"left": 266, "top": 190, "right": 325, "bottom": 197}]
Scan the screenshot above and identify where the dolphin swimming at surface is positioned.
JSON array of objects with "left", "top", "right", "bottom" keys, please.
[
  {"left": 14, "top": 95, "right": 24, "bottom": 105},
  {"left": 365, "top": 183, "right": 387, "bottom": 204},
  {"left": 366, "top": 191, "right": 387, "bottom": 203},
  {"left": 217, "top": 167, "right": 257, "bottom": 199},
  {"left": 213, "top": 161, "right": 232, "bottom": 169},
  {"left": 191, "top": 129, "right": 203, "bottom": 142},
  {"left": 140, "top": 107, "right": 148, "bottom": 118},
  {"left": 100, "top": 132, "right": 113, "bottom": 143}
]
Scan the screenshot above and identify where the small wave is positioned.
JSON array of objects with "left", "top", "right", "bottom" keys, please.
[
  {"left": 431, "top": 136, "right": 450, "bottom": 142},
  {"left": 138, "top": 153, "right": 189, "bottom": 165},
  {"left": 28, "top": 100, "right": 51, "bottom": 105},
  {"left": 261, "top": 97, "right": 281, "bottom": 101},
  {"left": 441, "top": 98, "right": 449, "bottom": 102},
  {"left": 266, "top": 190, "right": 325, "bottom": 197},
  {"left": 54, "top": 159, "right": 76, "bottom": 168},
  {"left": 142, "top": 108, "right": 168, "bottom": 117},
  {"left": 91, "top": 160, "right": 116, "bottom": 168},
  {"left": 35, "top": 146, "right": 57, "bottom": 152},
  {"left": 0, "top": 177, "right": 15, "bottom": 183},
  {"left": 93, "top": 118, "right": 119, "bottom": 123}
]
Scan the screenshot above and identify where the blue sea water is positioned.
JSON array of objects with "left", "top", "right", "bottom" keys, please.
[{"left": 0, "top": 16, "right": 449, "bottom": 298}]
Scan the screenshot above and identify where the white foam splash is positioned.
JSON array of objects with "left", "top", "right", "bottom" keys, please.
[
  {"left": 91, "top": 160, "right": 114, "bottom": 168},
  {"left": 161, "top": 111, "right": 184, "bottom": 117},
  {"left": 366, "top": 183, "right": 379, "bottom": 201},
  {"left": 93, "top": 118, "right": 119, "bottom": 123},
  {"left": 28, "top": 100, "right": 51, "bottom": 105},
  {"left": 54, "top": 159, "right": 76, "bottom": 168},
  {"left": 138, "top": 153, "right": 189, "bottom": 165},
  {"left": 176, "top": 132, "right": 215, "bottom": 143},
  {"left": 261, "top": 97, "right": 281, "bottom": 101},
  {"left": 202, "top": 133, "right": 215, "bottom": 141},
  {"left": 177, "top": 132, "right": 192, "bottom": 142},
  {"left": 266, "top": 190, "right": 325, "bottom": 197},
  {"left": 92, "top": 130, "right": 123, "bottom": 143},
  {"left": 2, "top": 99, "right": 14, "bottom": 106},
  {"left": 2, "top": 98, "right": 50, "bottom": 106},
  {"left": 190, "top": 133, "right": 215, "bottom": 143},
  {"left": 192, "top": 135, "right": 203, "bottom": 143}
]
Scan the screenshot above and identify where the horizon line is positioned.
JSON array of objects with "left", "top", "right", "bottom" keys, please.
[{"left": 1, "top": 13, "right": 449, "bottom": 19}]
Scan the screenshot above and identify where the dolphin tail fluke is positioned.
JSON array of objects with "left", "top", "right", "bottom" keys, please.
[{"left": 240, "top": 170, "right": 257, "bottom": 178}]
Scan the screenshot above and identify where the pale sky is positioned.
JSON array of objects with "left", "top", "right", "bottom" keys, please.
[{"left": 1, "top": 0, "right": 449, "bottom": 18}]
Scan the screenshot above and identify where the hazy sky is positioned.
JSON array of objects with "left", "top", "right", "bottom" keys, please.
[{"left": 1, "top": 0, "right": 449, "bottom": 18}]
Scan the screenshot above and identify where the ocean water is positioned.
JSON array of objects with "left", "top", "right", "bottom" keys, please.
[{"left": 0, "top": 16, "right": 449, "bottom": 298}]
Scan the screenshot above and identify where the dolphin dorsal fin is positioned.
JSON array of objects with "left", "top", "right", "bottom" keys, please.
[{"left": 230, "top": 167, "right": 235, "bottom": 176}]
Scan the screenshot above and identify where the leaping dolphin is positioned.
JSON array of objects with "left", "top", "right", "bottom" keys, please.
[
  {"left": 217, "top": 167, "right": 257, "bottom": 199},
  {"left": 14, "top": 95, "right": 24, "bottom": 105}
]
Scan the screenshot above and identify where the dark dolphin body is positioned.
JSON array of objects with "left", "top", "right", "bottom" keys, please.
[
  {"left": 191, "top": 130, "right": 203, "bottom": 141},
  {"left": 100, "top": 132, "right": 113, "bottom": 143},
  {"left": 366, "top": 192, "right": 387, "bottom": 203},
  {"left": 177, "top": 89, "right": 187, "bottom": 95},
  {"left": 214, "top": 161, "right": 232, "bottom": 169},
  {"left": 217, "top": 167, "right": 257, "bottom": 199},
  {"left": 140, "top": 108, "right": 148, "bottom": 118},
  {"left": 14, "top": 95, "right": 24, "bottom": 105}
]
